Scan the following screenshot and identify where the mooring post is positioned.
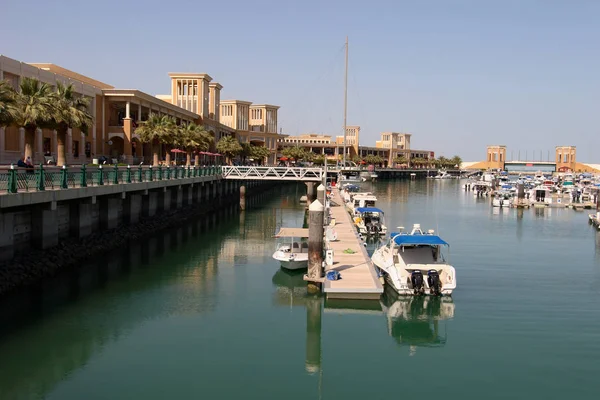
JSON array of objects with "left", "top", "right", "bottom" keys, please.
[
  {"left": 308, "top": 200, "right": 324, "bottom": 293},
  {"left": 316, "top": 184, "right": 325, "bottom": 207},
  {"left": 517, "top": 182, "right": 525, "bottom": 207},
  {"left": 240, "top": 185, "right": 246, "bottom": 211},
  {"left": 596, "top": 189, "right": 600, "bottom": 211}
]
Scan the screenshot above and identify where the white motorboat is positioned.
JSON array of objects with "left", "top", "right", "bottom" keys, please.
[
  {"left": 492, "top": 191, "right": 513, "bottom": 208},
  {"left": 272, "top": 227, "right": 309, "bottom": 270},
  {"left": 353, "top": 207, "right": 388, "bottom": 236},
  {"left": 529, "top": 185, "right": 552, "bottom": 207},
  {"left": 431, "top": 170, "right": 454, "bottom": 179},
  {"left": 371, "top": 224, "right": 456, "bottom": 296},
  {"left": 346, "top": 193, "right": 377, "bottom": 213}
]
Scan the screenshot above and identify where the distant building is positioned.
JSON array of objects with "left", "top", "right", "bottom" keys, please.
[
  {"left": 280, "top": 129, "right": 435, "bottom": 166},
  {"left": 463, "top": 145, "right": 599, "bottom": 173}
]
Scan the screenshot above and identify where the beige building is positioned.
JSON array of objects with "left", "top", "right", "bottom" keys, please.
[
  {"left": 0, "top": 54, "right": 283, "bottom": 165},
  {"left": 280, "top": 129, "right": 434, "bottom": 166}
]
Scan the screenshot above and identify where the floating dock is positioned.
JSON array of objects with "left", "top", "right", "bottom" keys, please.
[{"left": 323, "top": 189, "right": 383, "bottom": 299}]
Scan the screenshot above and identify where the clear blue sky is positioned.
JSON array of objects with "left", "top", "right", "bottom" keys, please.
[{"left": 2, "top": 0, "right": 599, "bottom": 161}]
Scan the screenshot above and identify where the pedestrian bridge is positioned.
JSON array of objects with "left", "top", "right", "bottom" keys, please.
[{"left": 221, "top": 166, "right": 323, "bottom": 181}]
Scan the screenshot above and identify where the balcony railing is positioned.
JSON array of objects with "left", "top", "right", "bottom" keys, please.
[{"left": 0, "top": 165, "right": 222, "bottom": 194}]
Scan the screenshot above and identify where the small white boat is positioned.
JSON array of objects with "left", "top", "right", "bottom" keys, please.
[
  {"left": 346, "top": 193, "right": 377, "bottom": 213},
  {"left": 492, "top": 191, "right": 513, "bottom": 208},
  {"left": 371, "top": 224, "right": 456, "bottom": 296},
  {"left": 272, "top": 228, "right": 309, "bottom": 270},
  {"left": 353, "top": 207, "right": 388, "bottom": 236}
]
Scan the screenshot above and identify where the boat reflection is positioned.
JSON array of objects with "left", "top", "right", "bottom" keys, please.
[
  {"left": 271, "top": 268, "right": 308, "bottom": 308},
  {"left": 380, "top": 288, "right": 455, "bottom": 352}
]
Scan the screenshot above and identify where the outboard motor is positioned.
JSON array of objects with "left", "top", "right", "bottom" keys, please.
[
  {"left": 427, "top": 269, "right": 442, "bottom": 296},
  {"left": 368, "top": 221, "right": 380, "bottom": 235},
  {"left": 410, "top": 270, "right": 425, "bottom": 295}
]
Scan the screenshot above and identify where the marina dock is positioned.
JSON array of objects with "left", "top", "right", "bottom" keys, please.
[{"left": 322, "top": 188, "right": 383, "bottom": 299}]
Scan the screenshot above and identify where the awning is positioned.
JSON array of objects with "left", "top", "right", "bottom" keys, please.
[
  {"left": 274, "top": 228, "right": 309, "bottom": 238},
  {"left": 355, "top": 207, "right": 384, "bottom": 214},
  {"left": 391, "top": 234, "right": 449, "bottom": 246}
]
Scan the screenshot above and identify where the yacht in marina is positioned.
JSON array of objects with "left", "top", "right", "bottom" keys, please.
[
  {"left": 346, "top": 192, "right": 378, "bottom": 213},
  {"left": 492, "top": 191, "right": 514, "bottom": 208},
  {"left": 371, "top": 224, "right": 456, "bottom": 296},
  {"left": 272, "top": 228, "right": 309, "bottom": 270},
  {"left": 353, "top": 207, "right": 388, "bottom": 236}
]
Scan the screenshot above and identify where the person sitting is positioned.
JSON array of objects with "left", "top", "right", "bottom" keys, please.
[{"left": 17, "top": 157, "right": 27, "bottom": 168}]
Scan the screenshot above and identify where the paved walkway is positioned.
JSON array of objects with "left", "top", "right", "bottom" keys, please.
[{"left": 323, "top": 188, "right": 383, "bottom": 299}]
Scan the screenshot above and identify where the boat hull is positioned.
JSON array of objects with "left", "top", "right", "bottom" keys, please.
[{"left": 272, "top": 251, "right": 308, "bottom": 270}]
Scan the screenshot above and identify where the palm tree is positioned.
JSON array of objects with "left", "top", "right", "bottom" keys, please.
[
  {"left": 249, "top": 144, "right": 271, "bottom": 165},
  {"left": 281, "top": 145, "right": 308, "bottom": 161},
  {"left": 395, "top": 156, "right": 407, "bottom": 167},
  {"left": 14, "top": 77, "right": 55, "bottom": 163},
  {"left": 51, "top": 83, "right": 93, "bottom": 166},
  {"left": 451, "top": 155, "right": 463, "bottom": 169},
  {"left": 0, "top": 81, "right": 17, "bottom": 127},
  {"left": 136, "top": 113, "right": 175, "bottom": 166},
  {"left": 177, "top": 123, "right": 212, "bottom": 166},
  {"left": 216, "top": 135, "right": 242, "bottom": 165}
]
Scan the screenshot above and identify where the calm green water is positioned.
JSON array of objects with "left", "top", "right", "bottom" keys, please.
[{"left": 1, "top": 180, "right": 599, "bottom": 399}]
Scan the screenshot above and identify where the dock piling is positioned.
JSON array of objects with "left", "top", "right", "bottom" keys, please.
[
  {"left": 239, "top": 185, "right": 246, "bottom": 211},
  {"left": 307, "top": 200, "right": 324, "bottom": 293}
]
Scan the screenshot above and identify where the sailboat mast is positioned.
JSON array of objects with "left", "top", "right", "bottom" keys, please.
[{"left": 342, "top": 36, "right": 349, "bottom": 167}]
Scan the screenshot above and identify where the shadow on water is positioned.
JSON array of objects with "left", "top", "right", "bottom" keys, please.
[{"left": 0, "top": 184, "right": 289, "bottom": 400}]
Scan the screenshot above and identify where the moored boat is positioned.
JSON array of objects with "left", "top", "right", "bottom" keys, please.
[
  {"left": 353, "top": 207, "right": 388, "bottom": 236},
  {"left": 371, "top": 224, "right": 456, "bottom": 296},
  {"left": 272, "top": 228, "right": 309, "bottom": 270}
]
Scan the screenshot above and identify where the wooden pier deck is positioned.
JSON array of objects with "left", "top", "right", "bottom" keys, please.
[{"left": 323, "top": 189, "right": 383, "bottom": 299}]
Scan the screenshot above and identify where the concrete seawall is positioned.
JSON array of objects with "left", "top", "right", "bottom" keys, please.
[{"left": 0, "top": 178, "right": 276, "bottom": 295}]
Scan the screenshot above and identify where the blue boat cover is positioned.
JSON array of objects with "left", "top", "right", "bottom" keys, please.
[
  {"left": 355, "top": 207, "right": 384, "bottom": 213},
  {"left": 390, "top": 234, "right": 449, "bottom": 246}
]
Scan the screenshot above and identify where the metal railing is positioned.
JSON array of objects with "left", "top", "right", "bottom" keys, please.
[
  {"left": 0, "top": 164, "right": 223, "bottom": 194},
  {"left": 221, "top": 166, "right": 323, "bottom": 181}
]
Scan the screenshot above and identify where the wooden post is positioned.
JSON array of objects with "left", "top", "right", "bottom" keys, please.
[
  {"left": 596, "top": 189, "right": 600, "bottom": 211},
  {"left": 240, "top": 185, "right": 246, "bottom": 211},
  {"left": 308, "top": 200, "right": 324, "bottom": 293},
  {"left": 517, "top": 182, "right": 525, "bottom": 207}
]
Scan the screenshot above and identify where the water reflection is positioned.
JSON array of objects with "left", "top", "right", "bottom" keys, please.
[
  {"left": 271, "top": 268, "right": 307, "bottom": 308},
  {"left": 380, "top": 289, "right": 454, "bottom": 354}
]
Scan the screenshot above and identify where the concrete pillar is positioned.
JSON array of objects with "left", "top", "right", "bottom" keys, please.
[
  {"left": 0, "top": 212, "right": 15, "bottom": 261},
  {"left": 99, "top": 197, "right": 120, "bottom": 230},
  {"left": 156, "top": 189, "right": 169, "bottom": 213},
  {"left": 183, "top": 185, "right": 193, "bottom": 206},
  {"left": 69, "top": 201, "right": 93, "bottom": 239},
  {"left": 306, "top": 182, "right": 316, "bottom": 203},
  {"left": 240, "top": 185, "right": 246, "bottom": 210},
  {"left": 0, "top": 127, "right": 5, "bottom": 163},
  {"left": 596, "top": 189, "right": 600, "bottom": 211},
  {"left": 144, "top": 191, "right": 159, "bottom": 216},
  {"left": 31, "top": 203, "right": 59, "bottom": 249},
  {"left": 172, "top": 186, "right": 183, "bottom": 209},
  {"left": 305, "top": 297, "right": 322, "bottom": 374},
  {"left": 308, "top": 200, "right": 324, "bottom": 293},
  {"left": 124, "top": 193, "right": 142, "bottom": 224}
]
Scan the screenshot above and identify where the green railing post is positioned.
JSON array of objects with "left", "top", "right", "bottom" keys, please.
[
  {"left": 80, "top": 164, "right": 87, "bottom": 187},
  {"left": 37, "top": 163, "right": 45, "bottom": 191},
  {"left": 137, "top": 164, "right": 143, "bottom": 182},
  {"left": 60, "top": 165, "right": 68, "bottom": 189},
  {"left": 166, "top": 165, "right": 171, "bottom": 180},
  {"left": 7, "top": 164, "right": 17, "bottom": 194},
  {"left": 98, "top": 165, "right": 104, "bottom": 186},
  {"left": 126, "top": 165, "right": 132, "bottom": 184},
  {"left": 113, "top": 164, "right": 119, "bottom": 185},
  {"left": 192, "top": 166, "right": 197, "bottom": 177},
  {"left": 149, "top": 166, "right": 153, "bottom": 181},
  {"left": 158, "top": 165, "right": 163, "bottom": 180},
  {"left": 187, "top": 166, "right": 191, "bottom": 178}
]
